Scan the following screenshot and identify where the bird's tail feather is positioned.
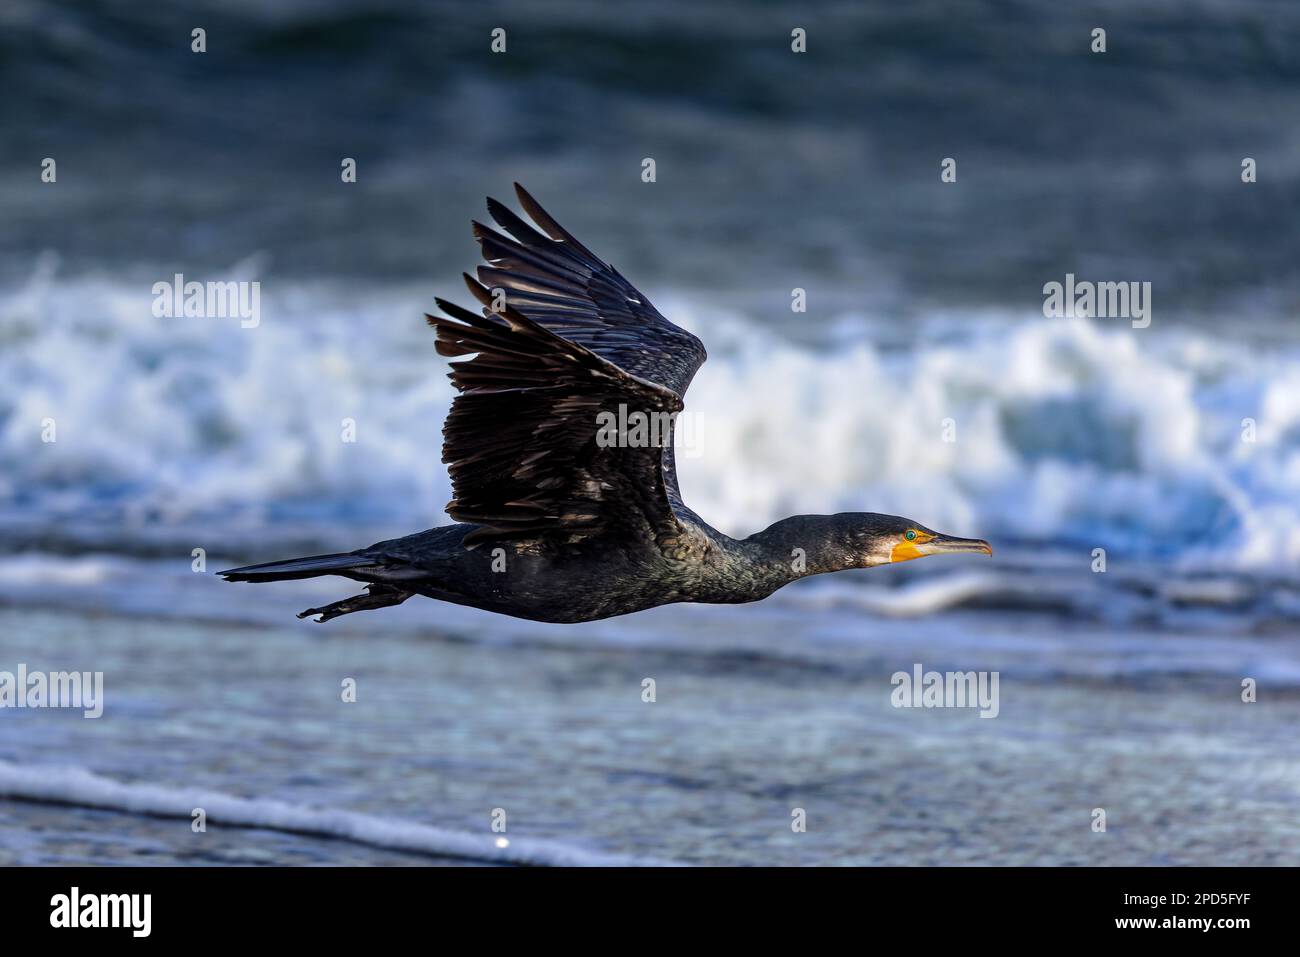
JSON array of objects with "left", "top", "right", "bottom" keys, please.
[{"left": 218, "top": 553, "right": 377, "bottom": 583}]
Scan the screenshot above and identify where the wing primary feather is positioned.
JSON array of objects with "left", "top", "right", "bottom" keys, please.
[
  {"left": 426, "top": 185, "right": 711, "bottom": 548},
  {"left": 513, "top": 182, "right": 603, "bottom": 263}
]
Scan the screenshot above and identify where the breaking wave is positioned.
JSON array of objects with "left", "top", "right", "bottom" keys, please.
[{"left": 2, "top": 263, "right": 1298, "bottom": 572}]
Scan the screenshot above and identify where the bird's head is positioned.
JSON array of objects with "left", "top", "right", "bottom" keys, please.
[
  {"left": 844, "top": 513, "right": 993, "bottom": 568},
  {"left": 752, "top": 512, "right": 993, "bottom": 578}
]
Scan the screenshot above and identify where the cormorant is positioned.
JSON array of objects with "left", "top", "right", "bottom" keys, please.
[{"left": 220, "top": 185, "right": 992, "bottom": 623}]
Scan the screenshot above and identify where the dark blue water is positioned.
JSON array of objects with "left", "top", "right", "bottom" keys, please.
[{"left": 2, "top": 0, "right": 1297, "bottom": 318}]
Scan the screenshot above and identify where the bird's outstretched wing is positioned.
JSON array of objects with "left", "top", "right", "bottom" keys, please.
[
  {"left": 472, "top": 183, "right": 706, "bottom": 398},
  {"left": 427, "top": 290, "right": 688, "bottom": 549}
]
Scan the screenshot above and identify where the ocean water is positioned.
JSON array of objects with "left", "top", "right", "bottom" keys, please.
[
  {"left": 3, "top": 592, "right": 1299, "bottom": 866},
  {"left": 1, "top": 0, "right": 1298, "bottom": 864},
  {"left": 4, "top": 267, "right": 1300, "bottom": 577}
]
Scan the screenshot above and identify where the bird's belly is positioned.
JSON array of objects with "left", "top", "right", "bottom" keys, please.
[{"left": 426, "top": 550, "right": 671, "bottom": 624}]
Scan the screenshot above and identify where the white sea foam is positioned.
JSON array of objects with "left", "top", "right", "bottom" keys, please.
[
  {"left": 0, "top": 552, "right": 121, "bottom": 585},
  {"left": 777, "top": 570, "right": 1042, "bottom": 617},
  {"left": 2, "top": 265, "right": 1299, "bottom": 570},
  {"left": 0, "top": 760, "right": 670, "bottom": 866}
]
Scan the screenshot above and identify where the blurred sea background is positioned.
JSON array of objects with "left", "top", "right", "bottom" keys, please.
[{"left": 1, "top": 0, "right": 1298, "bottom": 865}]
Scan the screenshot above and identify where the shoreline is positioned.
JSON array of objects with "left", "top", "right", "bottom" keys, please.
[{"left": 2, "top": 604, "right": 1297, "bottom": 866}]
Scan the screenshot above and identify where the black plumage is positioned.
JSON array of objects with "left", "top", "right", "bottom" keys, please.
[{"left": 221, "top": 184, "right": 990, "bottom": 623}]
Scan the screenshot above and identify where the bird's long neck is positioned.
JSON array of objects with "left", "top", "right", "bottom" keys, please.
[{"left": 719, "top": 515, "right": 855, "bottom": 600}]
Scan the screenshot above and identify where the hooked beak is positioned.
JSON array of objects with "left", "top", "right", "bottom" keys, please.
[
  {"left": 919, "top": 534, "right": 993, "bottom": 557},
  {"left": 890, "top": 533, "right": 993, "bottom": 563}
]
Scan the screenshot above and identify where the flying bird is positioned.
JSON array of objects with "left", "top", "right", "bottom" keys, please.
[{"left": 220, "top": 184, "right": 992, "bottom": 623}]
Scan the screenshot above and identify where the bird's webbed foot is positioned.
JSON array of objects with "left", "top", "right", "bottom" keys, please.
[{"left": 297, "top": 584, "right": 413, "bottom": 622}]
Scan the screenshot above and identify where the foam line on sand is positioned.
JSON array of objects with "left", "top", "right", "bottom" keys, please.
[{"left": 0, "top": 760, "right": 672, "bottom": 867}]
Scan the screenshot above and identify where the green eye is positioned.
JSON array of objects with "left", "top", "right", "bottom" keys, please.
[{"left": 905, "top": 529, "right": 917, "bottom": 541}]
